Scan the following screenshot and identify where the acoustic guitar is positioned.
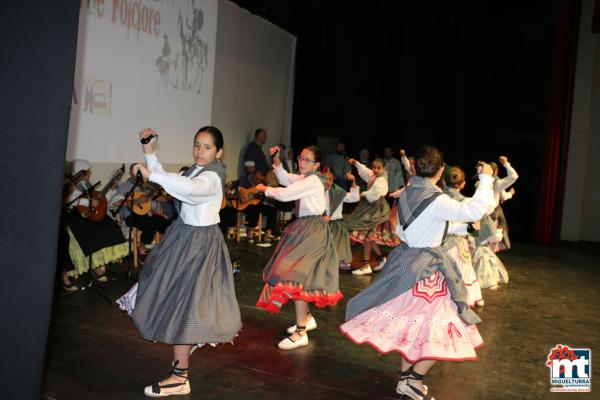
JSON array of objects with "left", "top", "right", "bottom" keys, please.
[
  {"left": 229, "top": 187, "right": 263, "bottom": 211},
  {"left": 129, "top": 183, "right": 168, "bottom": 216},
  {"left": 77, "top": 165, "right": 125, "bottom": 221},
  {"left": 127, "top": 183, "right": 228, "bottom": 215}
]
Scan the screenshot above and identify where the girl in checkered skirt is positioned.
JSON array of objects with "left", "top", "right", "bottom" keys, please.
[
  {"left": 344, "top": 158, "right": 395, "bottom": 275},
  {"left": 117, "top": 127, "right": 242, "bottom": 398}
]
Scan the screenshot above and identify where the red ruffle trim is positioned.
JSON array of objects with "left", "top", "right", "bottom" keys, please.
[{"left": 256, "top": 282, "right": 343, "bottom": 313}]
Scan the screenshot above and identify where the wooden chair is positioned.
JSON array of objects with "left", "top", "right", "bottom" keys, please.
[{"left": 235, "top": 212, "right": 262, "bottom": 243}]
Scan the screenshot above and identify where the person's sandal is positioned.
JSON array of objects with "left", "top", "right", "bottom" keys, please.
[
  {"left": 91, "top": 267, "right": 108, "bottom": 283},
  {"left": 278, "top": 326, "right": 309, "bottom": 350},
  {"left": 286, "top": 314, "right": 317, "bottom": 333},
  {"left": 144, "top": 360, "right": 191, "bottom": 397},
  {"left": 398, "top": 368, "right": 434, "bottom": 400},
  {"left": 396, "top": 367, "right": 428, "bottom": 396}
]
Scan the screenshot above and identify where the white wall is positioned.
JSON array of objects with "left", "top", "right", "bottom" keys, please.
[
  {"left": 67, "top": 0, "right": 296, "bottom": 184},
  {"left": 211, "top": 0, "right": 296, "bottom": 180},
  {"left": 67, "top": 0, "right": 218, "bottom": 165},
  {"left": 561, "top": 0, "right": 600, "bottom": 242}
]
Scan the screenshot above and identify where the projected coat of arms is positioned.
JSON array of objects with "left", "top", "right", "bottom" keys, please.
[{"left": 82, "top": 77, "right": 112, "bottom": 115}]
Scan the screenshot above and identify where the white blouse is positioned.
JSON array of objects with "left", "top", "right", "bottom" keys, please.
[
  {"left": 492, "top": 162, "right": 518, "bottom": 210},
  {"left": 500, "top": 189, "right": 514, "bottom": 202},
  {"left": 396, "top": 174, "right": 495, "bottom": 248},
  {"left": 447, "top": 221, "right": 469, "bottom": 236},
  {"left": 265, "top": 164, "right": 325, "bottom": 217},
  {"left": 355, "top": 161, "right": 388, "bottom": 202},
  {"left": 145, "top": 153, "right": 222, "bottom": 226},
  {"left": 325, "top": 186, "right": 360, "bottom": 220}
]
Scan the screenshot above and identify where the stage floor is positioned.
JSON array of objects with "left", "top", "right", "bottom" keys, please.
[{"left": 43, "top": 242, "right": 599, "bottom": 400}]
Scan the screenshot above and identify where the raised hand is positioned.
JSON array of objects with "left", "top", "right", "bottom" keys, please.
[
  {"left": 498, "top": 156, "right": 508, "bottom": 165},
  {"left": 269, "top": 146, "right": 282, "bottom": 166},
  {"left": 132, "top": 163, "right": 150, "bottom": 180},
  {"left": 476, "top": 161, "right": 493, "bottom": 176},
  {"left": 389, "top": 188, "right": 405, "bottom": 198},
  {"left": 140, "top": 127, "right": 158, "bottom": 154}
]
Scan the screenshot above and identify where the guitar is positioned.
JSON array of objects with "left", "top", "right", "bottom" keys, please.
[
  {"left": 229, "top": 187, "right": 263, "bottom": 211},
  {"left": 78, "top": 164, "right": 125, "bottom": 221},
  {"left": 130, "top": 183, "right": 167, "bottom": 216}
]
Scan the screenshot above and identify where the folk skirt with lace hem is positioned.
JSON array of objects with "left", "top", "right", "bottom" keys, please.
[
  {"left": 472, "top": 245, "right": 509, "bottom": 289},
  {"left": 257, "top": 215, "right": 342, "bottom": 313},
  {"left": 340, "top": 271, "right": 483, "bottom": 363},
  {"left": 117, "top": 219, "right": 242, "bottom": 345},
  {"left": 442, "top": 235, "right": 483, "bottom": 307},
  {"left": 345, "top": 198, "right": 399, "bottom": 247},
  {"left": 66, "top": 210, "right": 129, "bottom": 277}
]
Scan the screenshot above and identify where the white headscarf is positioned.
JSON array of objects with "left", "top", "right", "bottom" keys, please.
[{"left": 71, "top": 159, "right": 91, "bottom": 175}]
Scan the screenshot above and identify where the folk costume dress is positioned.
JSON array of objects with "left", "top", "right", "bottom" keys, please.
[
  {"left": 345, "top": 161, "right": 400, "bottom": 247},
  {"left": 442, "top": 187, "right": 484, "bottom": 307},
  {"left": 470, "top": 163, "right": 517, "bottom": 288},
  {"left": 325, "top": 184, "right": 360, "bottom": 265},
  {"left": 490, "top": 163, "right": 518, "bottom": 252},
  {"left": 117, "top": 154, "right": 242, "bottom": 346},
  {"left": 66, "top": 181, "right": 129, "bottom": 277},
  {"left": 256, "top": 164, "right": 342, "bottom": 312},
  {"left": 340, "top": 174, "right": 495, "bottom": 363}
]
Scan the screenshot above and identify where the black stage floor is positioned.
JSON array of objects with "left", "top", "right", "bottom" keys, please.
[{"left": 43, "top": 242, "right": 599, "bottom": 399}]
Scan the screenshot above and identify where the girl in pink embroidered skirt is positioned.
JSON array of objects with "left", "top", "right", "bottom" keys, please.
[{"left": 341, "top": 146, "right": 495, "bottom": 399}]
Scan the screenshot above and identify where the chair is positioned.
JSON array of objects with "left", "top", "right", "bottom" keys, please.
[{"left": 235, "top": 211, "right": 262, "bottom": 243}]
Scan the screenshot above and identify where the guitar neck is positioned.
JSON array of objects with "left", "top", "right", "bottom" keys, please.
[
  {"left": 98, "top": 165, "right": 125, "bottom": 198},
  {"left": 98, "top": 182, "right": 113, "bottom": 198}
]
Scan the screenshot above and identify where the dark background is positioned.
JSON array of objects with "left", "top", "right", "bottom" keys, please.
[
  {"left": 231, "top": 0, "right": 568, "bottom": 243},
  {"left": 0, "top": 1, "right": 80, "bottom": 398}
]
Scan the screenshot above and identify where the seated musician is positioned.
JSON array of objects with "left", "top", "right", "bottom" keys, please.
[
  {"left": 236, "top": 165, "right": 278, "bottom": 243},
  {"left": 65, "top": 159, "right": 128, "bottom": 281},
  {"left": 58, "top": 171, "right": 79, "bottom": 291},
  {"left": 111, "top": 164, "right": 172, "bottom": 254}
]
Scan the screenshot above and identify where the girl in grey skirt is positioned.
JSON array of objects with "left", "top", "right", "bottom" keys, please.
[
  {"left": 255, "top": 145, "right": 342, "bottom": 350},
  {"left": 322, "top": 168, "right": 361, "bottom": 269},
  {"left": 117, "top": 127, "right": 242, "bottom": 397},
  {"left": 344, "top": 158, "right": 391, "bottom": 275}
]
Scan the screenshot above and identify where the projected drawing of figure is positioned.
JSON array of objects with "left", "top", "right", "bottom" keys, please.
[
  {"left": 192, "top": 39, "right": 208, "bottom": 94},
  {"left": 188, "top": 7, "right": 208, "bottom": 94},
  {"left": 177, "top": 10, "right": 190, "bottom": 90},
  {"left": 156, "top": 34, "right": 172, "bottom": 87},
  {"left": 172, "top": 1, "right": 209, "bottom": 94},
  {"left": 170, "top": 51, "right": 181, "bottom": 88}
]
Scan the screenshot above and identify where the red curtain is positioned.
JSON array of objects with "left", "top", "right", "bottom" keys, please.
[{"left": 534, "top": 0, "right": 580, "bottom": 245}]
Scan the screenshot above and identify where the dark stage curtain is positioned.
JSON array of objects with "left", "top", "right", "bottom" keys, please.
[
  {"left": 535, "top": 0, "right": 581, "bottom": 245},
  {"left": 0, "top": 1, "right": 80, "bottom": 398},
  {"left": 593, "top": 0, "right": 600, "bottom": 33}
]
